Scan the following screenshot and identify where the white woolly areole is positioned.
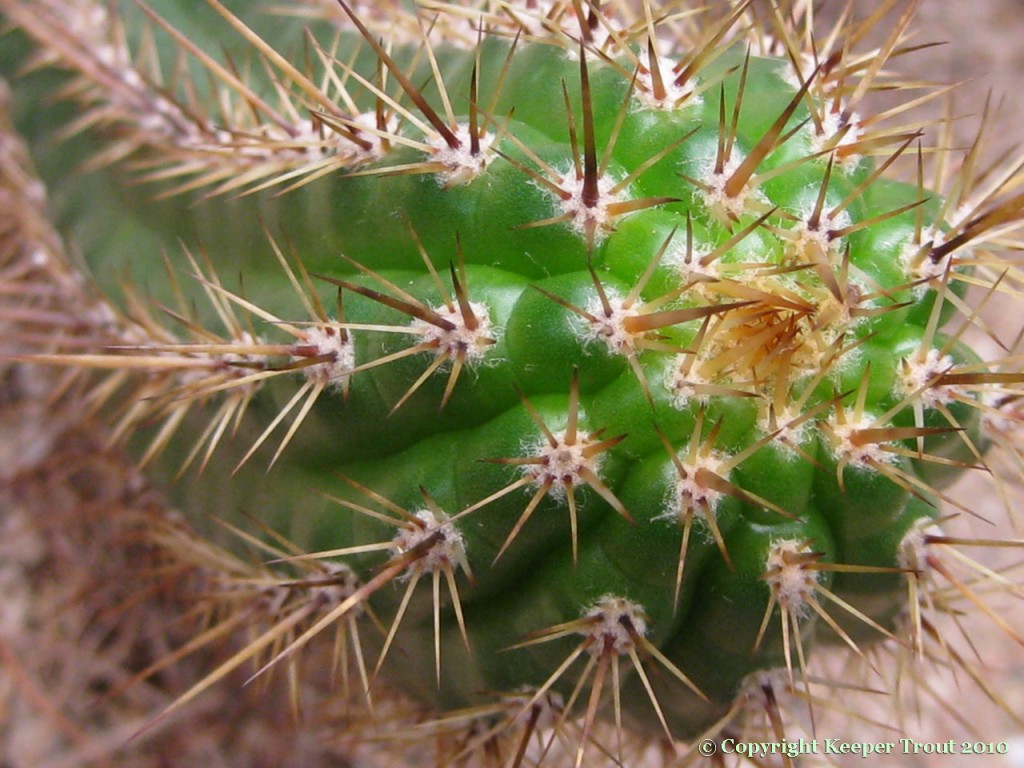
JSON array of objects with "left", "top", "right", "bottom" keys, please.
[
  {"left": 635, "top": 49, "right": 700, "bottom": 111},
  {"left": 666, "top": 359, "right": 715, "bottom": 408},
  {"left": 299, "top": 325, "right": 355, "bottom": 390},
  {"left": 555, "top": 171, "right": 624, "bottom": 241},
  {"left": 391, "top": 509, "right": 467, "bottom": 578},
  {"left": 665, "top": 239, "right": 719, "bottom": 285},
  {"left": 765, "top": 539, "right": 819, "bottom": 615},
  {"left": 787, "top": 205, "right": 852, "bottom": 259},
  {"left": 409, "top": 301, "right": 493, "bottom": 363},
  {"left": 578, "top": 292, "right": 642, "bottom": 355},
  {"left": 582, "top": 595, "right": 647, "bottom": 656},
  {"left": 897, "top": 521, "right": 940, "bottom": 574},
  {"left": 523, "top": 428, "right": 601, "bottom": 497},
  {"left": 900, "top": 348, "right": 957, "bottom": 407},
  {"left": 809, "top": 109, "right": 863, "bottom": 165},
  {"left": 659, "top": 451, "right": 728, "bottom": 523},
  {"left": 775, "top": 50, "right": 820, "bottom": 91},
  {"left": 899, "top": 226, "right": 966, "bottom": 287},
  {"left": 699, "top": 150, "right": 763, "bottom": 219},
  {"left": 759, "top": 405, "right": 813, "bottom": 455},
  {"left": 428, "top": 123, "right": 497, "bottom": 186},
  {"left": 897, "top": 521, "right": 949, "bottom": 608},
  {"left": 830, "top": 412, "right": 894, "bottom": 469},
  {"left": 507, "top": 0, "right": 573, "bottom": 38},
  {"left": 509, "top": 1, "right": 616, "bottom": 50}
]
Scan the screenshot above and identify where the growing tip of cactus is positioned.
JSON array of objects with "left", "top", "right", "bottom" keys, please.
[{"left": 3, "top": 0, "right": 1024, "bottom": 765}]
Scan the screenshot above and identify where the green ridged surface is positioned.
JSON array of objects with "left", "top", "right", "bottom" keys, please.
[
  {"left": 257, "top": 39, "right": 964, "bottom": 735},
  {"left": 4, "top": 3, "right": 982, "bottom": 741}
]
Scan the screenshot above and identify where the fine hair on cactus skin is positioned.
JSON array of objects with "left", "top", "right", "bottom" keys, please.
[{"left": 3, "top": 1, "right": 1024, "bottom": 767}]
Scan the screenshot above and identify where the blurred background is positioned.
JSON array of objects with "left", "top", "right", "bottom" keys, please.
[{"left": 815, "top": 2, "right": 1024, "bottom": 764}]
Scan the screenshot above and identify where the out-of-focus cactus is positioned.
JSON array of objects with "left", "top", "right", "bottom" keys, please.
[{"left": 3, "top": 1, "right": 1024, "bottom": 765}]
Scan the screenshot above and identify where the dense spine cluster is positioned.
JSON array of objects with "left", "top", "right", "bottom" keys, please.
[{"left": 3, "top": 1, "right": 1024, "bottom": 766}]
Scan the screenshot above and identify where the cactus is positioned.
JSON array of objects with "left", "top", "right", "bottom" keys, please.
[{"left": 3, "top": 1, "right": 1024, "bottom": 765}]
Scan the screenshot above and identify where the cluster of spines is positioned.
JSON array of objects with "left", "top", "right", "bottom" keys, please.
[
  {"left": 5, "top": 1, "right": 1024, "bottom": 766},
  {"left": 0, "top": 1, "right": 959, "bottom": 198},
  {"left": 10, "top": 0, "right": 1021, "bottom": 456}
]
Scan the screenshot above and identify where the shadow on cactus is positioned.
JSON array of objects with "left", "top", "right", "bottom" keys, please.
[{"left": 4, "top": 0, "right": 1024, "bottom": 765}]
